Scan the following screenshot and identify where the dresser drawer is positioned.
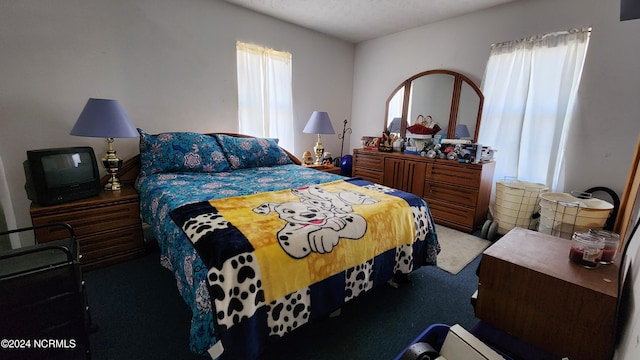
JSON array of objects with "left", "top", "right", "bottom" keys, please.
[
  {"left": 33, "top": 202, "right": 141, "bottom": 242},
  {"left": 426, "top": 198, "right": 475, "bottom": 231},
  {"left": 424, "top": 181, "right": 479, "bottom": 207},
  {"left": 354, "top": 151, "right": 385, "bottom": 171},
  {"left": 353, "top": 167, "right": 384, "bottom": 184},
  {"left": 426, "top": 163, "right": 481, "bottom": 188}
]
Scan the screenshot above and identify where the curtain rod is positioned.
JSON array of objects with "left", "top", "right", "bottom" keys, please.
[{"left": 491, "top": 26, "right": 592, "bottom": 48}]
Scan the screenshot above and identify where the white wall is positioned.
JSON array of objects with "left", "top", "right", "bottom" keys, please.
[
  {"left": 0, "top": 0, "right": 354, "bottom": 245},
  {"left": 350, "top": 0, "right": 640, "bottom": 358}
]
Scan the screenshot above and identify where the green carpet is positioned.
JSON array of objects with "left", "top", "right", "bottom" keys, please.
[{"left": 84, "top": 242, "right": 483, "bottom": 360}]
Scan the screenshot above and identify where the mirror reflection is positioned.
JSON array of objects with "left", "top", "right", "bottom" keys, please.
[
  {"left": 386, "top": 86, "right": 404, "bottom": 134},
  {"left": 408, "top": 74, "right": 453, "bottom": 129},
  {"left": 456, "top": 81, "right": 481, "bottom": 140},
  {"left": 384, "top": 69, "right": 483, "bottom": 143}
]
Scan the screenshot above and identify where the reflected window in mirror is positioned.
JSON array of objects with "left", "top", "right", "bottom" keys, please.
[
  {"left": 457, "top": 81, "right": 482, "bottom": 141},
  {"left": 386, "top": 86, "right": 404, "bottom": 135}
]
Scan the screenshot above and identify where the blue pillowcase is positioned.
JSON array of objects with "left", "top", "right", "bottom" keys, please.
[
  {"left": 138, "top": 129, "right": 230, "bottom": 176},
  {"left": 214, "top": 134, "right": 293, "bottom": 169}
]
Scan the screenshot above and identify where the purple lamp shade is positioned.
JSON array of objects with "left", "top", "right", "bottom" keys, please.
[
  {"left": 455, "top": 124, "right": 471, "bottom": 138},
  {"left": 440, "top": 124, "right": 471, "bottom": 139},
  {"left": 70, "top": 98, "right": 138, "bottom": 138},
  {"left": 303, "top": 111, "right": 335, "bottom": 135},
  {"left": 388, "top": 117, "right": 403, "bottom": 133}
]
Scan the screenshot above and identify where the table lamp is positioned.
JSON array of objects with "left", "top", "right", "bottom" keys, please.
[
  {"left": 388, "top": 117, "right": 403, "bottom": 133},
  {"left": 455, "top": 124, "right": 471, "bottom": 139},
  {"left": 440, "top": 124, "right": 471, "bottom": 139},
  {"left": 70, "top": 98, "right": 139, "bottom": 191},
  {"left": 303, "top": 111, "right": 335, "bottom": 165}
]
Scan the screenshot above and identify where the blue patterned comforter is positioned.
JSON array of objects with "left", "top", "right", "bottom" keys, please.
[{"left": 135, "top": 164, "right": 439, "bottom": 358}]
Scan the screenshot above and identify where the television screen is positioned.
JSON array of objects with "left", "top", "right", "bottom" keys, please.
[{"left": 41, "top": 152, "right": 96, "bottom": 188}]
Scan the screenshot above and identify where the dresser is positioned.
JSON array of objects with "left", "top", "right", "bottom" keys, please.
[
  {"left": 352, "top": 149, "right": 495, "bottom": 233},
  {"left": 475, "top": 228, "right": 618, "bottom": 360},
  {"left": 30, "top": 186, "right": 146, "bottom": 271}
]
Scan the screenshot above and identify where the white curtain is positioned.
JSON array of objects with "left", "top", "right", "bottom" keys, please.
[
  {"left": 236, "top": 42, "right": 295, "bottom": 152},
  {"left": 478, "top": 28, "right": 591, "bottom": 192}
]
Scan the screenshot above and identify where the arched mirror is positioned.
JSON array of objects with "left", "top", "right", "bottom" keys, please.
[{"left": 385, "top": 69, "right": 483, "bottom": 143}]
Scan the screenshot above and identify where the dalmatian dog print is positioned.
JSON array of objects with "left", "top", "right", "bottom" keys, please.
[
  {"left": 266, "top": 287, "right": 311, "bottom": 337},
  {"left": 253, "top": 186, "right": 379, "bottom": 259},
  {"left": 181, "top": 209, "right": 229, "bottom": 244}
]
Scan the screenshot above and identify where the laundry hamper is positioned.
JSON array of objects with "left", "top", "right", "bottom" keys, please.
[
  {"left": 482, "top": 179, "right": 548, "bottom": 240},
  {"left": 538, "top": 192, "right": 614, "bottom": 239}
]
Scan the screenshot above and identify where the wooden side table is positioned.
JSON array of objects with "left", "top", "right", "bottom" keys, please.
[
  {"left": 475, "top": 227, "right": 619, "bottom": 360},
  {"left": 302, "top": 164, "right": 342, "bottom": 174},
  {"left": 29, "top": 186, "right": 146, "bottom": 271}
]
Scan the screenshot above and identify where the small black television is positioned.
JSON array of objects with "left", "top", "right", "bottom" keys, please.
[{"left": 24, "top": 147, "right": 102, "bottom": 206}]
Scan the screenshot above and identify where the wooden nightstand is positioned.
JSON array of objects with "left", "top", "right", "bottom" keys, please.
[
  {"left": 475, "top": 228, "right": 618, "bottom": 360},
  {"left": 29, "top": 186, "right": 146, "bottom": 271},
  {"left": 303, "top": 164, "right": 342, "bottom": 175},
  {"left": 318, "top": 166, "right": 341, "bottom": 174}
]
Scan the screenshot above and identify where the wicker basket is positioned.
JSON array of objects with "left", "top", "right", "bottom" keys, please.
[
  {"left": 538, "top": 192, "right": 613, "bottom": 239},
  {"left": 493, "top": 180, "right": 548, "bottom": 235}
]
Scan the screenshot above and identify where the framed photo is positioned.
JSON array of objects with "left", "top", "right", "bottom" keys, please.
[{"left": 361, "top": 136, "right": 380, "bottom": 150}]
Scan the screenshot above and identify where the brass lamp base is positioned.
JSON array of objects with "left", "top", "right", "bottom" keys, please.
[{"left": 102, "top": 138, "right": 124, "bottom": 191}]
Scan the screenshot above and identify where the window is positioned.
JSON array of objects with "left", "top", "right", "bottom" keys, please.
[
  {"left": 236, "top": 42, "right": 294, "bottom": 152},
  {"left": 478, "top": 28, "right": 591, "bottom": 191}
]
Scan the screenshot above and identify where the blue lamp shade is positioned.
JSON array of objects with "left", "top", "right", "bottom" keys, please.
[
  {"left": 70, "top": 98, "right": 138, "bottom": 138},
  {"left": 303, "top": 111, "right": 335, "bottom": 135},
  {"left": 388, "top": 117, "right": 403, "bottom": 133},
  {"left": 455, "top": 124, "right": 471, "bottom": 138},
  {"left": 440, "top": 124, "right": 471, "bottom": 138}
]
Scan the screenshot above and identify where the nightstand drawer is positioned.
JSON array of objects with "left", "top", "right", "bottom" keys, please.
[
  {"left": 79, "top": 225, "right": 144, "bottom": 267},
  {"left": 33, "top": 202, "right": 141, "bottom": 242},
  {"left": 319, "top": 166, "right": 341, "bottom": 174}
]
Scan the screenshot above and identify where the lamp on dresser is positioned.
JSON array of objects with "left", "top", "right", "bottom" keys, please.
[
  {"left": 303, "top": 111, "right": 335, "bottom": 166},
  {"left": 388, "top": 117, "right": 403, "bottom": 134},
  {"left": 441, "top": 124, "right": 471, "bottom": 139},
  {"left": 70, "top": 98, "right": 138, "bottom": 191}
]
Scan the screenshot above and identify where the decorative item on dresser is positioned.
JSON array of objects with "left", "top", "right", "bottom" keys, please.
[
  {"left": 29, "top": 160, "right": 146, "bottom": 271},
  {"left": 352, "top": 149, "right": 495, "bottom": 233}
]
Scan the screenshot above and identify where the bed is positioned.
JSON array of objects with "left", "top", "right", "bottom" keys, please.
[{"left": 126, "top": 130, "right": 440, "bottom": 359}]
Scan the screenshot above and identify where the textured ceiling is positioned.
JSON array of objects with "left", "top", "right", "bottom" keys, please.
[{"left": 223, "top": 0, "right": 519, "bottom": 43}]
